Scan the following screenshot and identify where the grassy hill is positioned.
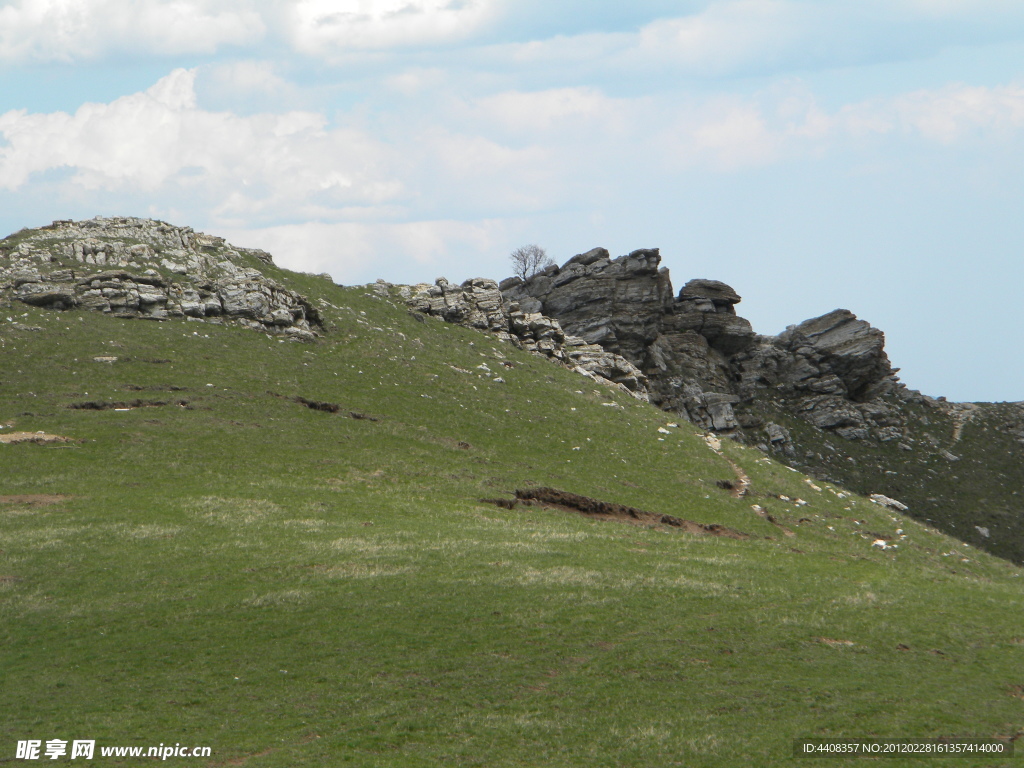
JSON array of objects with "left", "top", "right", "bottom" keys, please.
[
  {"left": 2, "top": 261, "right": 1022, "bottom": 766},
  {"left": 743, "top": 389, "right": 1024, "bottom": 568}
]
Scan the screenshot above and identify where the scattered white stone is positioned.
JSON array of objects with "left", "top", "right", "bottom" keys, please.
[
  {"left": 975, "top": 526, "right": 990, "bottom": 538},
  {"left": 869, "top": 494, "right": 909, "bottom": 511},
  {"left": 657, "top": 427, "right": 671, "bottom": 434}
]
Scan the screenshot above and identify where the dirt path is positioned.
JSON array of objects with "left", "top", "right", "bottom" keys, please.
[
  {"left": 949, "top": 403, "right": 979, "bottom": 444},
  {"left": 702, "top": 434, "right": 751, "bottom": 497}
]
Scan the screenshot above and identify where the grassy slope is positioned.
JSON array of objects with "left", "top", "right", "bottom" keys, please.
[
  {"left": 744, "top": 393, "right": 1024, "bottom": 565},
  {"left": 1, "top": 267, "right": 1022, "bottom": 767}
]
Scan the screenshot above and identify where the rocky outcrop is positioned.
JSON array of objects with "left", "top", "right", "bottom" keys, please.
[
  {"left": 400, "top": 276, "right": 649, "bottom": 399},
  {"left": 0, "top": 217, "right": 321, "bottom": 340},
  {"left": 501, "top": 248, "right": 673, "bottom": 363},
  {"left": 399, "top": 247, "right": 904, "bottom": 442},
  {"left": 500, "top": 247, "right": 903, "bottom": 442}
]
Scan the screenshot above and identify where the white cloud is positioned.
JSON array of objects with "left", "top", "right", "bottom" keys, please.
[
  {"left": 222, "top": 218, "right": 510, "bottom": 284},
  {"left": 474, "top": 87, "right": 613, "bottom": 132},
  {"left": 689, "top": 102, "right": 781, "bottom": 169},
  {"left": 0, "top": 69, "right": 401, "bottom": 219},
  {"left": 901, "top": 0, "right": 1023, "bottom": 17},
  {"left": 0, "top": 0, "right": 265, "bottom": 62},
  {"left": 202, "top": 60, "right": 294, "bottom": 100},
  {"left": 286, "top": 0, "right": 496, "bottom": 55},
  {"left": 476, "top": 0, "right": 1024, "bottom": 84},
  {"left": 4, "top": 65, "right": 1024, "bottom": 289},
  {"left": 5, "top": 66, "right": 1024, "bottom": 210},
  {"left": 891, "top": 84, "right": 1024, "bottom": 143},
  {"left": 632, "top": 0, "right": 808, "bottom": 76},
  {"left": 654, "top": 81, "right": 1024, "bottom": 168}
]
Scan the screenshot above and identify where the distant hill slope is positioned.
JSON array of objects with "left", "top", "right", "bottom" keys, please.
[
  {"left": 1, "top": 219, "right": 1022, "bottom": 765},
  {"left": 401, "top": 248, "right": 1024, "bottom": 566}
]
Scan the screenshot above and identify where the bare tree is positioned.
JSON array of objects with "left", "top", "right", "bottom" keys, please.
[{"left": 509, "top": 244, "right": 554, "bottom": 280}]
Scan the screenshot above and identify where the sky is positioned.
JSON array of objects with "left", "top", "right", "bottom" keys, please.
[{"left": 1, "top": 1, "right": 1022, "bottom": 402}]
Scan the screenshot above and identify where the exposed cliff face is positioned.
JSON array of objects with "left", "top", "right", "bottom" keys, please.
[
  {"left": 500, "top": 248, "right": 674, "bottom": 364},
  {"left": 0, "top": 217, "right": 322, "bottom": 340},
  {"left": 501, "top": 248, "right": 904, "bottom": 442}
]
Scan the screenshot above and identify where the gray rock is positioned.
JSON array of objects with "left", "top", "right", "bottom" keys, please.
[
  {"left": 677, "top": 279, "right": 742, "bottom": 313},
  {"left": 404, "top": 275, "right": 649, "bottom": 400},
  {"left": 0, "top": 217, "right": 321, "bottom": 340},
  {"left": 503, "top": 249, "right": 902, "bottom": 440},
  {"left": 869, "top": 493, "right": 909, "bottom": 511},
  {"left": 778, "top": 309, "right": 894, "bottom": 400}
]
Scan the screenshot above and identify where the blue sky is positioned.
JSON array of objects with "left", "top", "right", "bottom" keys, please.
[{"left": 1, "top": 1, "right": 1023, "bottom": 401}]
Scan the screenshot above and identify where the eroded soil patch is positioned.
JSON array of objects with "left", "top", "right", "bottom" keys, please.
[
  {"left": 0, "top": 494, "right": 73, "bottom": 505},
  {"left": 483, "top": 487, "right": 748, "bottom": 539},
  {"left": 68, "top": 399, "right": 189, "bottom": 410},
  {"left": 269, "top": 392, "right": 379, "bottom": 421},
  {"left": 122, "top": 384, "right": 188, "bottom": 392},
  {"left": 0, "top": 432, "right": 77, "bottom": 445}
]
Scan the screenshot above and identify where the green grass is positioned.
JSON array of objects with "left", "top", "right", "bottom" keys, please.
[
  {"left": 744, "top": 392, "right": 1024, "bottom": 565},
  {"left": 1, "top": 276, "right": 1022, "bottom": 767}
]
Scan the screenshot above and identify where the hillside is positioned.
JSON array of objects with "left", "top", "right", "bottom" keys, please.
[
  {"left": 1, "top": 219, "right": 1022, "bottom": 766},
  {"left": 404, "top": 249, "right": 1024, "bottom": 566}
]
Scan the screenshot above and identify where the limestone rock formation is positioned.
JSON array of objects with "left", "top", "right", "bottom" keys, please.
[
  {"left": 0, "top": 217, "right": 321, "bottom": 340},
  {"left": 500, "top": 247, "right": 903, "bottom": 441},
  {"left": 401, "top": 277, "right": 649, "bottom": 399},
  {"left": 502, "top": 248, "right": 673, "bottom": 364}
]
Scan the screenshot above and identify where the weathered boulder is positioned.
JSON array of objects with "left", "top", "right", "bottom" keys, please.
[
  {"left": 677, "top": 278, "right": 742, "bottom": 313},
  {"left": 777, "top": 309, "right": 895, "bottom": 400}
]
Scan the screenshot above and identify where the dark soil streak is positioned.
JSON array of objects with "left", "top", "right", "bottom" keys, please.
[
  {"left": 0, "top": 494, "right": 73, "bottom": 505},
  {"left": 483, "top": 487, "right": 749, "bottom": 539},
  {"left": 68, "top": 399, "right": 189, "bottom": 410},
  {"left": 268, "top": 392, "right": 380, "bottom": 422}
]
